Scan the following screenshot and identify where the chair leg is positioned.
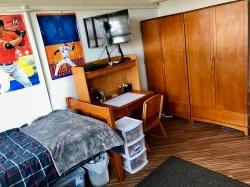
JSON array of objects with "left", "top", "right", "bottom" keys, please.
[{"left": 158, "top": 119, "right": 168, "bottom": 138}]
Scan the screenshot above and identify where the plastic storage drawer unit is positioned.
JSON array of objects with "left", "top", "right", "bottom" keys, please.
[
  {"left": 122, "top": 149, "right": 148, "bottom": 174},
  {"left": 121, "top": 135, "right": 145, "bottom": 158},
  {"left": 115, "top": 116, "right": 143, "bottom": 144},
  {"left": 52, "top": 167, "right": 86, "bottom": 187}
]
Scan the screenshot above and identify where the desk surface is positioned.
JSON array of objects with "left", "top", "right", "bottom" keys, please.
[
  {"left": 103, "top": 92, "right": 146, "bottom": 107},
  {"left": 101, "top": 90, "right": 153, "bottom": 115}
]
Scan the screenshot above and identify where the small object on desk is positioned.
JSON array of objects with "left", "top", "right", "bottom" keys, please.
[
  {"left": 90, "top": 89, "right": 106, "bottom": 103},
  {"left": 108, "top": 61, "right": 120, "bottom": 66},
  {"left": 120, "top": 82, "right": 132, "bottom": 93},
  {"left": 112, "top": 93, "right": 119, "bottom": 98},
  {"left": 103, "top": 92, "right": 145, "bottom": 107},
  {"left": 98, "top": 89, "right": 106, "bottom": 101}
]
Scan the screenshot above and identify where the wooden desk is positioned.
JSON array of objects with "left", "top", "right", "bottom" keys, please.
[
  {"left": 72, "top": 54, "right": 141, "bottom": 103},
  {"left": 71, "top": 54, "right": 153, "bottom": 118},
  {"left": 100, "top": 90, "right": 154, "bottom": 119}
]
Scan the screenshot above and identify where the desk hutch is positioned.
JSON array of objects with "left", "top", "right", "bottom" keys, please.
[{"left": 72, "top": 54, "right": 141, "bottom": 103}]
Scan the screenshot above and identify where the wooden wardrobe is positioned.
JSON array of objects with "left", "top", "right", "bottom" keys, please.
[
  {"left": 141, "top": 14, "right": 190, "bottom": 119},
  {"left": 141, "top": 0, "right": 249, "bottom": 135}
]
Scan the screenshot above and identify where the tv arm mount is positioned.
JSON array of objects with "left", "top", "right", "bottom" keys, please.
[
  {"left": 105, "top": 46, "right": 112, "bottom": 63},
  {"left": 105, "top": 44, "right": 125, "bottom": 65},
  {"left": 117, "top": 44, "right": 124, "bottom": 62}
]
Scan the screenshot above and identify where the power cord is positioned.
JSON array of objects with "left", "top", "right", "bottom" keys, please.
[
  {"left": 109, "top": 46, "right": 116, "bottom": 56},
  {"left": 162, "top": 114, "right": 173, "bottom": 118},
  {"left": 97, "top": 48, "right": 106, "bottom": 60},
  {"left": 97, "top": 46, "right": 116, "bottom": 61}
]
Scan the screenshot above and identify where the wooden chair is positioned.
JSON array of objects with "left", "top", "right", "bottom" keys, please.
[{"left": 142, "top": 94, "right": 168, "bottom": 140}]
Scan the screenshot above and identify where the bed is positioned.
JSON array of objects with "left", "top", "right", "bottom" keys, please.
[{"left": 0, "top": 97, "right": 124, "bottom": 187}]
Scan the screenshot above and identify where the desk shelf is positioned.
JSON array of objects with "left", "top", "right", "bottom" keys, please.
[
  {"left": 85, "top": 60, "right": 136, "bottom": 80},
  {"left": 72, "top": 54, "right": 141, "bottom": 103}
]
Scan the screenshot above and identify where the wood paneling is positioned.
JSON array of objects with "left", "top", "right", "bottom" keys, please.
[
  {"left": 141, "top": 19, "right": 167, "bottom": 95},
  {"left": 191, "top": 106, "right": 247, "bottom": 128},
  {"left": 184, "top": 8, "right": 215, "bottom": 109},
  {"left": 160, "top": 14, "right": 190, "bottom": 118},
  {"left": 215, "top": 1, "right": 248, "bottom": 113},
  {"left": 108, "top": 118, "right": 250, "bottom": 186}
]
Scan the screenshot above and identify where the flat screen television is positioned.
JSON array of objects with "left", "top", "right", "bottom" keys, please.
[{"left": 83, "top": 9, "right": 131, "bottom": 48}]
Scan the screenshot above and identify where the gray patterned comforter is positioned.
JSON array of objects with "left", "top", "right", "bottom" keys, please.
[{"left": 21, "top": 109, "right": 123, "bottom": 175}]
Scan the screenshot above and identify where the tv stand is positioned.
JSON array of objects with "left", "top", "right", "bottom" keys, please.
[{"left": 104, "top": 44, "right": 131, "bottom": 65}]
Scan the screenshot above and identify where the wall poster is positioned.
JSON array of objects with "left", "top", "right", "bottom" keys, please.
[
  {"left": 37, "top": 13, "right": 85, "bottom": 80},
  {"left": 0, "top": 14, "right": 40, "bottom": 94}
]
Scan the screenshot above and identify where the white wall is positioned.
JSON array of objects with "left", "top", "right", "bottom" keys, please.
[
  {"left": 29, "top": 8, "right": 157, "bottom": 109},
  {"left": 158, "top": 0, "right": 237, "bottom": 16},
  {"left": 0, "top": 4, "right": 157, "bottom": 132},
  {"left": 1, "top": 0, "right": 244, "bottom": 131},
  {"left": 0, "top": 12, "right": 52, "bottom": 132},
  {"left": 0, "top": 0, "right": 153, "bottom": 6},
  {"left": 29, "top": 12, "right": 78, "bottom": 110},
  {"left": 77, "top": 9, "right": 157, "bottom": 88}
]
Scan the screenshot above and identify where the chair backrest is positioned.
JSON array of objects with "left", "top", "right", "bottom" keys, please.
[{"left": 142, "top": 94, "right": 164, "bottom": 122}]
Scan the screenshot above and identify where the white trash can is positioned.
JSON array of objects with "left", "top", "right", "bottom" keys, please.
[{"left": 83, "top": 152, "right": 109, "bottom": 187}]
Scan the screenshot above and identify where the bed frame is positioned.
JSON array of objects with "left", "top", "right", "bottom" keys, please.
[{"left": 66, "top": 97, "right": 124, "bottom": 182}]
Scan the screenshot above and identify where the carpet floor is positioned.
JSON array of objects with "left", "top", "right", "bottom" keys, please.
[{"left": 136, "top": 156, "right": 249, "bottom": 187}]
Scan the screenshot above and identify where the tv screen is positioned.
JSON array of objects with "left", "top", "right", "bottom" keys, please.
[{"left": 83, "top": 9, "right": 131, "bottom": 48}]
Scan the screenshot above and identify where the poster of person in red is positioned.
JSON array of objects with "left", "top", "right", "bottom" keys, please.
[{"left": 0, "top": 14, "right": 40, "bottom": 94}]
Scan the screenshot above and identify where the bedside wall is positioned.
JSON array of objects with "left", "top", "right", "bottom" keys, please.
[
  {"left": 29, "top": 8, "right": 158, "bottom": 110},
  {"left": 0, "top": 13, "right": 52, "bottom": 132},
  {"left": 158, "top": 0, "right": 238, "bottom": 16}
]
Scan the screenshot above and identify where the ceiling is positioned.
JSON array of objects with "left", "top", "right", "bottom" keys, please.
[{"left": 0, "top": 0, "right": 161, "bottom": 5}]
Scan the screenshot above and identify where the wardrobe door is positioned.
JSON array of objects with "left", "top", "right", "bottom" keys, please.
[
  {"left": 141, "top": 19, "right": 167, "bottom": 95},
  {"left": 160, "top": 14, "right": 190, "bottom": 119},
  {"left": 184, "top": 8, "right": 215, "bottom": 118},
  {"left": 215, "top": 1, "right": 247, "bottom": 125}
]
